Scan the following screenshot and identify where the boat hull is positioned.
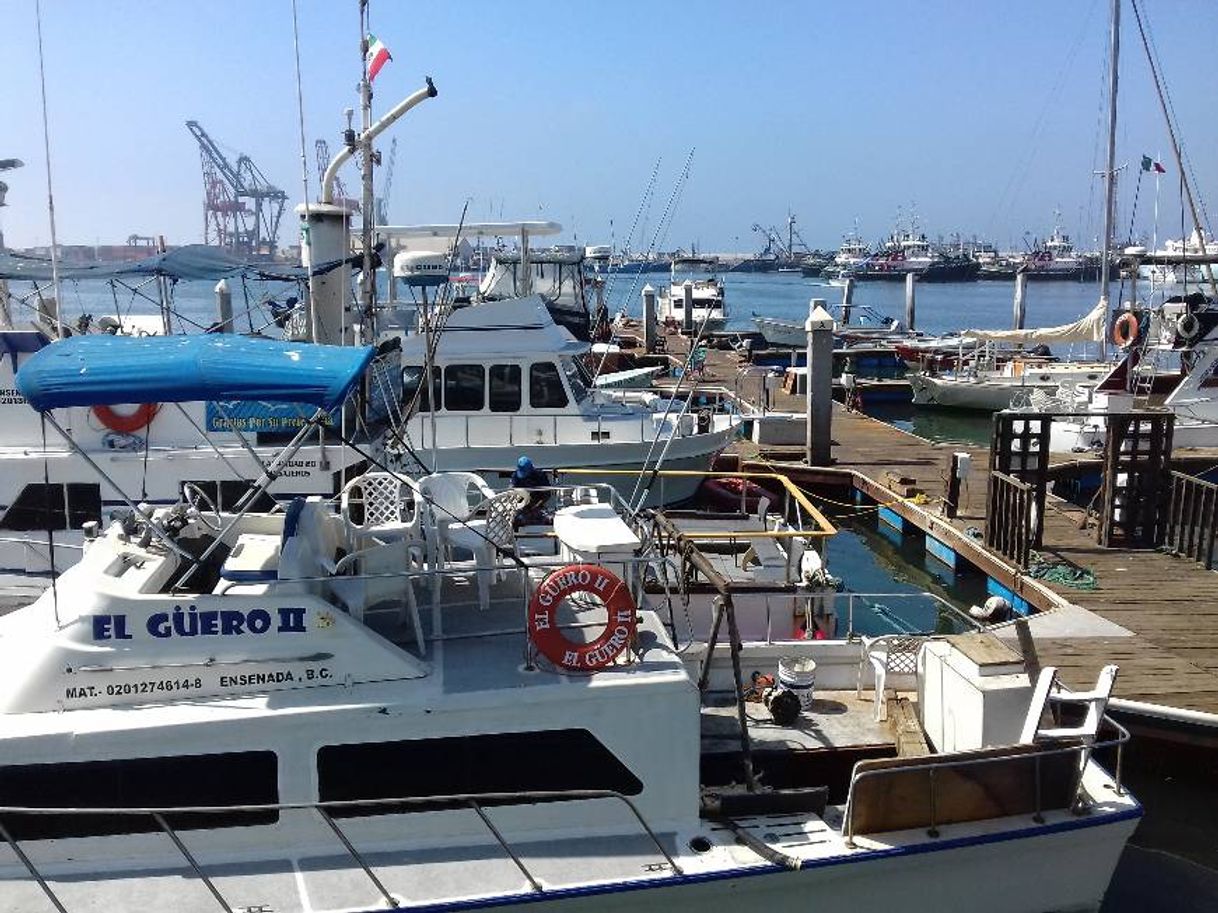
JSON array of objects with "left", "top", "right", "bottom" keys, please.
[{"left": 487, "top": 811, "right": 1137, "bottom": 913}]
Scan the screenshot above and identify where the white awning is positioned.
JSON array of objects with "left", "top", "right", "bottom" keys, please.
[{"left": 963, "top": 297, "right": 1108, "bottom": 345}]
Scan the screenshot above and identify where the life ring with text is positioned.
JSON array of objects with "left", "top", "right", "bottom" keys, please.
[
  {"left": 1112, "top": 312, "right": 1139, "bottom": 348},
  {"left": 528, "top": 564, "right": 636, "bottom": 672},
  {"left": 92, "top": 402, "right": 159, "bottom": 434}
]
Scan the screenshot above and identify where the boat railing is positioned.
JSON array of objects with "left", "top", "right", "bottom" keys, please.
[
  {"left": 0, "top": 788, "right": 682, "bottom": 913},
  {"left": 841, "top": 713, "right": 1131, "bottom": 847},
  {"left": 749, "top": 590, "right": 982, "bottom": 642}
]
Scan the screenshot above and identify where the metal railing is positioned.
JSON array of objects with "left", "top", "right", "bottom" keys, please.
[
  {"left": 0, "top": 789, "right": 680, "bottom": 913},
  {"left": 1164, "top": 470, "right": 1218, "bottom": 569},
  {"left": 842, "top": 714, "right": 1131, "bottom": 847}
]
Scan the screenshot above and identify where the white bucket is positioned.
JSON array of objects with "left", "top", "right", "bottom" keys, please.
[{"left": 778, "top": 656, "right": 817, "bottom": 709}]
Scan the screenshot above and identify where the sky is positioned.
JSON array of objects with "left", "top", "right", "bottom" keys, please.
[{"left": 2, "top": 0, "right": 1217, "bottom": 254}]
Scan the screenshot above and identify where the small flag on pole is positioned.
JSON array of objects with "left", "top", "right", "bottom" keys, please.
[
  {"left": 1141, "top": 155, "right": 1166, "bottom": 174},
  {"left": 366, "top": 34, "right": 392, "bottom": 83}
]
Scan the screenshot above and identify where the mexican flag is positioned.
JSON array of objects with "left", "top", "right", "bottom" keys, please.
[
  {"left": 366, "top": 34, "right": 392, "bottom": 83},
  {"left": 1141, "top": 155, "right": 1166, "bottom": 174}
]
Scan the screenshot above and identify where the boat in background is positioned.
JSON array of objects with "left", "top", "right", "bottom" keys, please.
[{"left": 658, "top": 256, "right": 727, "bottom": 332}]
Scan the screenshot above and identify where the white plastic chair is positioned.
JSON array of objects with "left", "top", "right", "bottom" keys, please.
[
  {"left": 332, "top": 473, "right": 428, "bottom": 653},
  {"left": 441, "top": 488, "right": 531, "bottom": 610},
  {"left": 856, "top": 634, "right": 925, "bottom": 721},
  {"left": 1019, "top": 664, "right": 1119, "bottom": 746},
  {"left": 416, "top": 472, "right": 502, "bottom": 609}
]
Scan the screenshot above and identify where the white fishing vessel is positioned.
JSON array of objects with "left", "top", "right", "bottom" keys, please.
[
  {"left": 386, "top": 296, "right": 740, "bottom": 506},
  {"left": 0, "top": 333, "right": 1140, "bottom": 912},
  {"left": 657, "top": 256, "right": 727, "bottom": 332},
  {"left": 1137, "top": 229, "right": 1218, "bottom": 287}
]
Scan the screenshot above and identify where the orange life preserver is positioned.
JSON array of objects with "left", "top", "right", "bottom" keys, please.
[
  {"left": 92, "top": 403, "right": 159, "bottom": 433},
  {"left": 528, "top": 564, "right": 636, "bottom": 672},
  {"left": 1112, "top": 312, "right": 1139, "bottom": 348}
]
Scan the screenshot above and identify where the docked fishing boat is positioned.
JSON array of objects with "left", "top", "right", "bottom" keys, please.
[
  {"left": 387, "top": 296, "right": 739, "bottom": 505},
  {"left": 753, "top": 304, "right": 906, "bottom": 349},
  {"left": 0, "top": 334, "right": 1140, "bottom": 911},
  {"left": 657, "top": 256, "right": 727, "bottom": 332},
  {"left": 1019, "top": 221, "right": 1100, "bottom": 282},
  {"left": 1136, "top": 229, "right": 1218, "bottom": 288},
  {"left": 909, "top": 299, "right": 1111, "bottom": 410},
  {"left": 821, "top": 231, "right": 872, "bottom": 279}
]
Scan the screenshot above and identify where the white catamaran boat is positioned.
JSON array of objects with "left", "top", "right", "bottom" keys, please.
[
  {"left": 0, "top": 331, "right": 1140, "bottom": 913},
  {"left": 657, "top": 257, "right": 727, "bottom": 332}
]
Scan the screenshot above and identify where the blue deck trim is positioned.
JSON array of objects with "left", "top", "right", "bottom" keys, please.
[
  {"left": 378, "top": 805, "right": 1142, "bottom": 912},
  {"left": 877, "top": 505, "right": 906, "bottom": 533},
  {"left": 924, "top": 533, "right": 958, "bottom": 572}
]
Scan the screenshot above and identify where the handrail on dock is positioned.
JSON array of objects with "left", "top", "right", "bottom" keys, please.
[{"left": 0, "top": 789, "right": 681, "bottom": 913}]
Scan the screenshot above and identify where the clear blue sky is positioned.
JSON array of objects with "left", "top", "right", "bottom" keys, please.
[{"left": 2, "top": 0, "right": 1216, "bottom": 253}]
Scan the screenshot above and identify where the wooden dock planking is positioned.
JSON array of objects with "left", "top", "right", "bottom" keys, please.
[{"left": 658, "top": 335, "right": 1218, "bottom": 718}]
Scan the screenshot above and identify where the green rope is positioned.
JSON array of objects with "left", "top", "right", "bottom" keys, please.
[{"left": 1027, "top": 551, "right": 1098, "bottom": 590}]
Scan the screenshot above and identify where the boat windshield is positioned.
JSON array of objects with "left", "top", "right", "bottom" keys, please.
[{"left": 561, "top": 357, "right": 593, "bottom": 403}]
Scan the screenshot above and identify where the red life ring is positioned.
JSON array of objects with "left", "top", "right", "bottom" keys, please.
[
  {"left": 92, "top": 403, "right": 159, "bottom": 433},
  {"left": 528, "top": 564, "right": 636, "bottom": 671},
  {"left": 1112, "top": 312, "right": 1139, "bottom": 348}
]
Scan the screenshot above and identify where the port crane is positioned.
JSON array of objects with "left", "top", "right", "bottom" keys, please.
[
  {"left": 375, "top": 136, "right": 397, "bottom": 225},
  {"left": 315, "top": 139, "right": 360, "bottom": 213},
  {"left": 185, "top": 121, "right": 287, "bottom": 258}
]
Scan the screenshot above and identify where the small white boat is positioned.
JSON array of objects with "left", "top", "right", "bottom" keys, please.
[{"left": 658, "top": 256, "right": 727, "bottom": 332}]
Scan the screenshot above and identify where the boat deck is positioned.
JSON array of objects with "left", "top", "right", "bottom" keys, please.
[{"left": 661, "top": 333, "right": 1218, "bottom": 719}]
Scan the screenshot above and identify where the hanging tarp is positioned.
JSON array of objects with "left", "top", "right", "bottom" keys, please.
[
  {"left": 15, "top": 333, "right": 374, "bottom": 412},
  {"left": 962, "top": 297, "right": 1108, "bottom": 345},
  {"left": 0, "top": 244, "right": 362, "bottom": 283}
]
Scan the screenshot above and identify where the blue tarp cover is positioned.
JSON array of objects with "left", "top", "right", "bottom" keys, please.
[{"left": 15, "top": 334, "right": 374, "bottom": 412}]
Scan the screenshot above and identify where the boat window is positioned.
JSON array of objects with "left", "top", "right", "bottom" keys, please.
[
  {"left": 402, "top": 365, "right": 441, "bottom": 413},
  {"left": 0, "top": 751, "right": 278, "bottom": 839},
  {"left": 561, "top": 357, "right": 591, "bottom": 404},
  {"left": 488, "top": 364, "right": 522, "bottom": 413},
  {"left": 317, "top": 729, "right": 642, "bottom": 817},
  {"left": 183, "top": 480, "right": 276, "bottom": 514},
  {"left": 444, "top": 364, "right": 485, "bottom": 412},
  {"left": 0, "top": 483, "right": 100, "bottom": 532},
  {"left": 530, "top": 362, "right": 569, "bottom": 409}
]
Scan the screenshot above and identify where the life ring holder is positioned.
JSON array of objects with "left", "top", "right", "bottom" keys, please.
[
  {"left": 1112, "top": 312, "right": 1140, "bottom": 348},
  {"left": 92, "top": 402, "right": 160, "bottom": 434},
  {"left": 527, "top": 564, "right": 637, "bottom": 672}
]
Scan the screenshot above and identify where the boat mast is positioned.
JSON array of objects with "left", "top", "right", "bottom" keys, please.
[
  {"left": 1099, "top": 0, "right": 1121, "bottom": 359},
  {"left": 359, "top": 0, "right": 376, "bottom": 340}
]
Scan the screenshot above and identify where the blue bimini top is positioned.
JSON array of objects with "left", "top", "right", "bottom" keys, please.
[{"left": 15, "top": 333, "right": 375, "bottom": 413}]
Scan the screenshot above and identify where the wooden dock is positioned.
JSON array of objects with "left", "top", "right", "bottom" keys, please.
[{"left": 655, "top": 332, "right": 1218, "bottom": 721}]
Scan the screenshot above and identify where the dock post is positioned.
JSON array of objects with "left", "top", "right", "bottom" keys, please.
[
  {"left": 945, "top": 452, "right": 965, "bottom": 518},
  {"left": 1012, "top": 272, "right": 1027, "bottom": 330},
  {"left": 642, "top": 284, "right": 657, "bottom": 353},
  {"left": 682, "top": 280, "right": 694, "bottom": 335},
  {"left": 904, "top": 272, "right": 917, "bottom": 331},
  {"left": 841, "top": 277, "right": 855, "bottom": 325},
  {"left": 214, "top": 278, "right": 233, "bottom": 333},
  {"left": 805, "top": 298, "right": 835, "bottom": 466}
]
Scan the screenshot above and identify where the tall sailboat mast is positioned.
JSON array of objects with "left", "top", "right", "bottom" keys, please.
[
  {"left": 1099, "top": 0, "right": 1121, "bottom": 355},
  {"left": 359, "top": 0, "right": 376, "bottom": 340}
]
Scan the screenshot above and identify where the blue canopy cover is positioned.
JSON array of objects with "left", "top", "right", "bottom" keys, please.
[{"left": 15, "top": 334, "right": 374, "bottom": 413}]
